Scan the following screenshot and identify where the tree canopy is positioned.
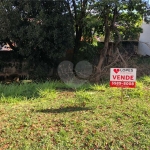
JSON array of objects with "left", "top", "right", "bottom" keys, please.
[
  {"left": 0, "top": 0, "right": 74, "bottom": 63},
  {"left": 0, "top": 0, "right": 150, "bottom": 80}
]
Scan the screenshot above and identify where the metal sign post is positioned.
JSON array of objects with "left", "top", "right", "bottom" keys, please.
[{"left": 121, "top": 87, "right": 123, "bottom": 104}]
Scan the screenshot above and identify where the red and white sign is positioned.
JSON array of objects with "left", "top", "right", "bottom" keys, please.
[{"left": 110, "top": 68, "right": 136, "bottom": 88}]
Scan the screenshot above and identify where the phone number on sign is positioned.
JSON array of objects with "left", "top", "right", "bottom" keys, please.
[{"left": 111, "top": 81, "right": 135, "bottom": 86}]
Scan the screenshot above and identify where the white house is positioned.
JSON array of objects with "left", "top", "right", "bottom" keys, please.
[{"left": 138, "top": 22, "right": 150, "bottom": 56}]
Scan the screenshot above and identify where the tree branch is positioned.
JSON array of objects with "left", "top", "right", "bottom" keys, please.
[
  {"left": 66, "top": 0, "right": 74, "bottom": 19},
  {"left": 111, "top": 6, "right": 118, "bottom": 29},
  {"left": 116, "top": 47, "right": 127, "bottom": 68},
  {"left": 72, "top": 0, "right": 77, "bottom": 21}
]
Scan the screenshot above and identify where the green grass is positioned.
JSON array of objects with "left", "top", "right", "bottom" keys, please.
[{"left": 0, "top": 78, "right": 150, "bottom": 149}]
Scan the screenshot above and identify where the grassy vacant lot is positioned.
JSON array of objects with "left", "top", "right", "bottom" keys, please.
[{"left": 0, "top": 77, "right": 150, "bottom": 150}]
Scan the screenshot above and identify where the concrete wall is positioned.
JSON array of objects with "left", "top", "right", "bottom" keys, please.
[{"left": 138, "top": 22, "right": 150, "bottom": 56}]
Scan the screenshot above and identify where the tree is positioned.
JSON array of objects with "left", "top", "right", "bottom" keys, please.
[
  {"left": 0, "top": 0, "right": 74, "bottom": 78},
  {"left": 90, "top": 0, "right": 150, "bottom": 82},
  {"left": 65, "top": 0, "right": 96, "bottom": 61},
  {"left": 1, "top": 0, "right": 149, "bottom": 81}
]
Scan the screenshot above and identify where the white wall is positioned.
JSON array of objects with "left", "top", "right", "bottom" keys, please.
[{"left": 138, "top": 22, "right": 150, "bottom": 56}]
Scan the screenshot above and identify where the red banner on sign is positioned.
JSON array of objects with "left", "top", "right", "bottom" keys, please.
[{"left": 110, "top": 81, "right": 136, "bottom": 88}]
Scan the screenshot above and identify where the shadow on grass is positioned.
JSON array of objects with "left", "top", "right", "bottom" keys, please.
[{"left": 37, "top": 106, "right": 92, "bottom": 113}]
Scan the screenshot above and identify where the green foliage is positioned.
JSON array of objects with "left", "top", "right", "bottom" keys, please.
[
  {"left": 0, "top": 0, "right": 150, "bottom": 81},
  {"left": 71, "top": 0, "right": 150, "bottom": 70},
  {"left": 0, "top": 0, "right": 74, "bottom": 69},
  {"left": 92, "top": 0, "right": 149, "bottom": 41},
  {"left": 117, "top": 12, "right": 143, "bottom": 40},
  {"left": 76, "top": 41, "right": 98, "bottom": 62}
]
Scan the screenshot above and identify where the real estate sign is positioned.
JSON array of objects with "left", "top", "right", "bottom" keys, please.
[{"left": 110, "top": 68, "right": 136, "bottom": 88}]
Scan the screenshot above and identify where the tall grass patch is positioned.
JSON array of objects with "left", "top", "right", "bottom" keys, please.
[{"left": 0, "top": 81, "right": 61, "bottom": 103}]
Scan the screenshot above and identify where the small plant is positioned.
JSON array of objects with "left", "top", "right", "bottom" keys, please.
[
  {"left": 38, "top": 89, "right": 57, "bottom": 100},
  {"left": 75, "top": 90, "right": 94, "bottom": 106},
  {"left": 140, "top": 76, "right": 150, "bottom": 85},
  {"left": 91, "top": 84, "right": 107, "bottom": 91}
]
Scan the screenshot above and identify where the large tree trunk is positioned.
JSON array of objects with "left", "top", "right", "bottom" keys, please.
[
  {"left": 72, "top": 0, "right": 87, "bottom": 62},
  {"left": 94, "top": 27, "right": 110, "bottom": 83},
  {"left": 94, "top": 5, "right": 118, "bottom": 83},
  {"left": 74, "top": 25, "right": 82, "bottom": 55}
]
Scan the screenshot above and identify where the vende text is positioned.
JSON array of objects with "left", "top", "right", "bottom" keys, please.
[{"left": 113, "top": 75, "right": 134, "bottom": 80}]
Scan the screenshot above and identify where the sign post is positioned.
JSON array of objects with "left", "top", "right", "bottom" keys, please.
[
  {"left": 110, "top": 68, "right": 136, "bottom": 103},
  {"left": 121, "top": 87, "right": 123, "bottom": 104}
]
